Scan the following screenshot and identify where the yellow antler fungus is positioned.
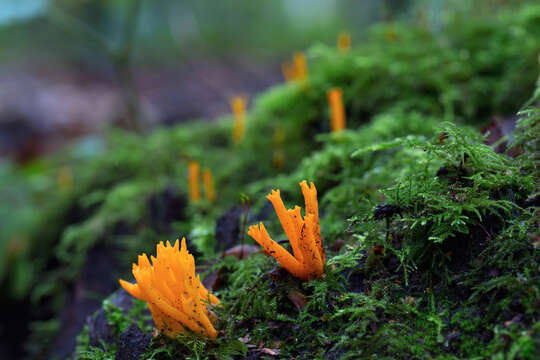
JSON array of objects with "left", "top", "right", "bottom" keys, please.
[
  {"left": 57, "top": 166, "right": 73, "bottom": 191},
  {"left": 327, "top": 88, "right": 346, "bottom": 132},
  {"left": 282, "top": 52, "right": 309, "bottom": 82},
  {"left": 293, "top": 52, "right": 308, "bottom": 81},
  {"left": 282, "top": 61, "right": 296, "bottom": 82},
  {"left": 202, "top": 168, "right": 216, "bottom": 203},
  {"left": 248, "top": 181, "right": 325, "bottom": 280},
  {"left": 188, "top": 161, "right": 201, "bottom": 202},
  {"left": 119, "top": 238, "right": 220, "bottom": 338},
  {"left": 337, "top": 31, "right": 351, "bottom": 53},
  {"left": 230, "top": 96, "right": 247, "bottom": 144}
]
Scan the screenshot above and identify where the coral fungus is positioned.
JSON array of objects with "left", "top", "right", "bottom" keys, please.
[
  {"left": 337, "top": 31, "right": 351, "bottom": 52},
  {"left": 327, "top": 88, "right": 346, "bottom": 132},
  {"left": 188, "top": 161, "right": 201, "bottom": 202},
  {"left": 119, "top": 238, "right": 220, "bottom": 338},
  {"left": 230, "top": 96, "right": 247, "bottom": 144},
  {"left": 248, "top": 181, "right": 325, "bottom": 280}
]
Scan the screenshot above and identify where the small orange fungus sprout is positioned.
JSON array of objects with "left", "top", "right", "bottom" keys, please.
[
  {"left": 281, "top": 61, "right": 296, "bottom": 82},
  {"left": 248, "top": 181, "right": 325, "bottom": 281},
  {"left": 282, "top": 52, "right": 308, "bottom": 82},
  {"left": 230, "top": 96, "right": 247, "bottom": 144},
  {"left": 202, "top": 169, "right": 216, "bottom": 203},
  {"left": 57, "top": 166, "right": 73, "bottom": 191},
  {"left": 188, "top": 161, "right": 201, "bottom": 202},
  {"left": 119, "top": 238, "right": 220, "bottom": 338},
  {"left": 385, "top": 28, "right": 398, "bottom": 42},
  {"left": 293, "top": 52, "right": 308, "bottom": 81},
  {"left": 327, "top": 88, "right": 346, "bottom": 132},
  {"left": 337, "top": 31, "right": 351, "bottom": 52}
]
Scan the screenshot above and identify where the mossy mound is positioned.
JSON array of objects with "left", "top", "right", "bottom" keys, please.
[
  {"left": 74, "top": 105, "right": 539, "bottom": 360},
  {"left": 1, "top": 4, "right": 539, "bottom": 359}
]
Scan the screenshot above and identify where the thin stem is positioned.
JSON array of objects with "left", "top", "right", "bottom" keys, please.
[
  {"left": 113, "top": 0, "right": 144, "bottom": 133},
  {"left": 48, "top": 5, "right": 112, "bottom": 53},
  {"left": 239, "top": 198, "right": 251, "bottom": 259},
  {"left": 48, "top": 2, "right": 145, "bottom": 133}
]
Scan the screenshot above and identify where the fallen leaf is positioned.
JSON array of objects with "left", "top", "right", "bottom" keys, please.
[
  {"left": 287, "top": 290, "right": 308, "bottom": 311},
  {"left": 505, "top": 314, "right": 524, "bottom": 328},
  {"left": 222, "top": 244, "right": 261, "bottom": 259},
  {"left": 330, "top": 239, "right": 346, "bottom": 251},
  {"left": 268, "top": 267, "right": 288, "bottom": 282},
  {"left": 261, "top": 348, "right": 281, "bottom": 356},
  {"left": 238, "top": 335, "right": 251, "bottom": 343},
  {"left": 482, "top": 116, "right": 518, "bottom": 154},
  {"left": 528, "top": 233, "right": 539, "bottom": 249},
  {"left": 404, "top": 296, "right": 417, "bottom": 306},
  {"left": 202, "top": 267, "right": 224, "bottom": 291},
  {"left": 437, "top": 132, "right": 448, "bottom": 144},
  {"left": 370, "top": 245, "right": 385, "bottom": 256}
]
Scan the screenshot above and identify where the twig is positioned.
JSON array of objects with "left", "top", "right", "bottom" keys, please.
[
  {"left": 48, "top": 5, "right": 112, "bottom": 53},
  {"left": 113, "top": 0, "right": 144, "bottom": 133},
  {"left": 48, "top": 2, "right": 144, "bottom": 133},
  {"left": 239, "top": 194, "right": 251, "bottom": 259}
]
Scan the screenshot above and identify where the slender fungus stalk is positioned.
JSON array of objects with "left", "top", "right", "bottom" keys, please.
[
  {"left": 202, "top": 169, "right": 216, "bottom": 203},
  {"left": 188, "top": 161, "right": 201, "bottom": 202},
  {"left": 57, "top": 166, "right": 73, "bottom": 191},
  {"left": 337, "top": 31, "right": 351, "bottom": 53},
  {"left": 282, "top": 52, "right": 308, "bottom": 82},
  {"left": 293, "top": 52, "right": 308, "bottom": 81},
  {"left": 230, "top": 96, "right": 247, "bottom": 144},
  {"left": 385, "top": 27, "right": 398, "bottom": 42},
  {"left": 248, "top": 181, "right": 325, "bottom": 281},
  {"left": 327, "top": 88, "right": 346, "bottom": 132},
  {"left": 282, "top": 61, "right": 296, "bottom": 82}
]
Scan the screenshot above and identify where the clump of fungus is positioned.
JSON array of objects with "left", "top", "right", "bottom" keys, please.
[
  {"left": 119, "top": 238, "right": 220, "bottom": 338},
  {"left": 248, "top": 181, "right": 325, "bottom": 281}
]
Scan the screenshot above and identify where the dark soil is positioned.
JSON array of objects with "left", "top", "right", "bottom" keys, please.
[
  {"left": 116, "top": 324, "right": 152, "bottom": 360},
  {"left": 215, "top": 207, "right": 243, "bottom": 251},
  {"left": 147, "top": 186, "right": 187, "bottom": 234},
  {"left": 51, "top": 244, "right": 124, "bottom": 359}
]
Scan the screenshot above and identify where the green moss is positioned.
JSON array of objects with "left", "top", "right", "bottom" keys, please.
[{"left": 3, "top": 3, "right": 539, "bottom": 358}]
